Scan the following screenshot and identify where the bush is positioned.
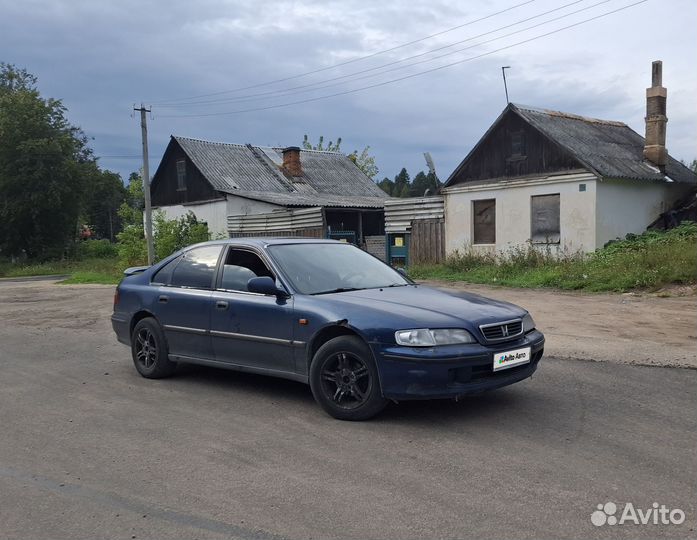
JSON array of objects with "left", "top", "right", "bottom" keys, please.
[
  {"left": 153, "top": 211, "right": 210, "bottom": 261},
  {"left": 410, "top": 222, "right": 697, "bottom": 292},
  {"left": 77, "top": 239, "right": 118, "bottom": 259},
  {"left": 116, "top": 225, "right": 148, "bottom": 267},
  {"left": 115, "top": 211, "right": 211, "bottom": 267}
]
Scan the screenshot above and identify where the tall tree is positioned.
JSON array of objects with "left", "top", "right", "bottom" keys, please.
[
  {"left": 83, "top": 168, "right": 127, "bottom": 241},
  {"left": 393, "top": 168, "right": 410, "bottom": 198},
  {"left": 0, "top": 63, "right": 93, "bottom": 258}
]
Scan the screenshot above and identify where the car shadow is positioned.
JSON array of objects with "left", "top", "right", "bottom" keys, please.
[
  {"left": 173, "top": 363, "right": 315, "bottom": 403},
  {"left": 172, "top": 363, "right": 532, "bottom": 425}
]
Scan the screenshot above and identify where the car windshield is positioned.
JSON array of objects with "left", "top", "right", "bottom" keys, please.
[{"left": 268, "top": 242, "right": 409, "bottom": 295}]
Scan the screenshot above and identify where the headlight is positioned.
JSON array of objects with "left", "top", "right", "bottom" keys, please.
[
  {"left": 522, "top": 313, "right": 536, "bottom": 332},
  {"left": 395, "top": 328, "right": 476, "bottom": 347}
]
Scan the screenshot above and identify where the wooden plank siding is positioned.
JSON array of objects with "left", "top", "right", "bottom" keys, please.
[
  {"left": 228, "top": 228, "right": 325, "bottom": 239},
  {"left": 410, "top": 218, "right": 445, "bottom": 264}
]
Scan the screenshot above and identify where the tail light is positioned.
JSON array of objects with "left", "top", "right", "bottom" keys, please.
[{"left": 113, "top": 288, "right": 120, "bottom": 309}]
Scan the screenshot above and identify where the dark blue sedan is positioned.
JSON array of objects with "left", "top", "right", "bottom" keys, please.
[{"left": 112, "top": 238, "right": 544, "bottom": 420}]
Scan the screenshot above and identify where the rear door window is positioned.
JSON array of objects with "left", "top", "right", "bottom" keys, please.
[{"left": 170, "top": 245, "right": 223, "bottom": 289}]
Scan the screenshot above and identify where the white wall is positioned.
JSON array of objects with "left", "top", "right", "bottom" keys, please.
[
  {"left": 595, "top": 179, "right": 693, "bottom": 247},
  {"left": 154, "top": 199, "right": 229, "bottom": 238},
  {"left": 154, "top": 195, "right": 282, "bottom": 238},
  {"left": 444, "top": 172, "right": 598, "bottom": 255},
  {"left": 226, "top": 196, "right": 280, "bottom": 218}
]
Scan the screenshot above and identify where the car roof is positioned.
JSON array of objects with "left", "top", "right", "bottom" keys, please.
[{"left": 190, "top": 237, "right": 345, "bottom": 249}]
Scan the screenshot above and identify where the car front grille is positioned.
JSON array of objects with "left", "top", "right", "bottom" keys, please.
[{"left": 479, "top": 319, "right": 523, "bottom": 342}]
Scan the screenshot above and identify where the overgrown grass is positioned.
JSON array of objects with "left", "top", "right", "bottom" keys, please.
[
  {"left": 0, "top": 257, "right": 123, "bottom": 285},
  {"left": 410, "top": 222, "right": 697, "bottom": 293}
]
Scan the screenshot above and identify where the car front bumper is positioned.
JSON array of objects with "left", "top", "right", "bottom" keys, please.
[{"left": 373, "top": 330, "right": 545, "bottom": 400}]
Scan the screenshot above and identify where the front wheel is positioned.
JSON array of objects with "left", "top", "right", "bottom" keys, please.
[
  {"left": 309, "top": 336, "right": 387, "bottom": 421},
  {"left": 131, "top": 317, "right": 176, "bottom": 379}
]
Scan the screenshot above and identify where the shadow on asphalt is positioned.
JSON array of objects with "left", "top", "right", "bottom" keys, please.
[{"left": 170, "top": 362, "right": 528, "bottom": 425}]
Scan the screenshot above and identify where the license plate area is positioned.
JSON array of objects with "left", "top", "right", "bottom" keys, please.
[{"left": 493, "top": 347, "right": 531, "bottom": 371}]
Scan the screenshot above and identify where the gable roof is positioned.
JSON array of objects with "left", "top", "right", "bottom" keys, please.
[
  {"left": 153, "top": 136, "right": 388, "bottom": 208},
  {"left": 445, "top": 103, "right": 697, "bottom": 187}
]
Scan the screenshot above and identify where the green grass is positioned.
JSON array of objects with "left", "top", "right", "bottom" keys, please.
[
  {"left": 0, "top": 257, "right": 123, "bottom": 285},
  {"left": 410, "top": 223, "right": 697, "bottom": 293}
]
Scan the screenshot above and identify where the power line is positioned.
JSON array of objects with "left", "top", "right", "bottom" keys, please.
[
  {"left": 157, "top": 0, "right": 604, "bottom": 109},
  {"left": 158, "top": 0, "right": 648, "bottom": 119},
  {"left": 150, "top": 0, "right": 536, "bottom": 105}
]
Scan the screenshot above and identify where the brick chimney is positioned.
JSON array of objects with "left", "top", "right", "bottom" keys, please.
[
  {"left": 282, "top": 146, "right": 302, "bottom": 177},
  {"left": 643, "top": 60, "right": 668, "bottom": 171}
]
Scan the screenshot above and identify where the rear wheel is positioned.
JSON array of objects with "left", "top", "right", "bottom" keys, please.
[
  {"left": 131, "top": 318, "right": 176, "bottom": 379},
  {"left": 310, "top": 336, "right": 387, "bottom": 420}
]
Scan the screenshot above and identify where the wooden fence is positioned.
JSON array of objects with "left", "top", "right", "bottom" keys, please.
[{"left": 409, "top": 218, "right": 445, "bottom": 265}]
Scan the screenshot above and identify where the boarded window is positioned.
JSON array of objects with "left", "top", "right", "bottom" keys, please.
[
  {"left": 531, "top": 194, "right": 560, "bottom": 244},
  {"left": 176, "top": 159, "right": 187, "bottom": 191},
  {"left": 510, "top": 130, "right": 526, "bottom": 157},
  {"left": 473, "top": 199, "right": 496, "bottom": 244}
]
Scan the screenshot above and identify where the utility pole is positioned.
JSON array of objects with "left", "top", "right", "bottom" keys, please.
[
  {"left": 134, "top": 104, "right": 155, "bottom": 265},
  {"left": 501, "top": 66, "right": 511, "bottom": 104}
]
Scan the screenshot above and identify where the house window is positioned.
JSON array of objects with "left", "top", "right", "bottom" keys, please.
[
  {"left": 473, "top": 199, "right": 496, "bottom": 244},
  {"left": 176, "top": 159, "right": 187, "bottom": 191},
  {"left": 531, "top": 194, "right": 560, "bottom": 244},
  {"left": 510, "top": 130, "right": 526, "bottom": 158}
]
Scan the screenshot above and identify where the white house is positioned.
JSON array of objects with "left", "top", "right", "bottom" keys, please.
[{"left": 442, "top": 61, "right": 696, "bottom": 255}]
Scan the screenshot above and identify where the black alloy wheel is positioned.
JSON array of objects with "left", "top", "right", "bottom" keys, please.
[
  {"left": 309, "top": 335, "right": 388, "bottom": 421},
  {"left": 131, "top": 317, "right": 176, "bottom": 379}
]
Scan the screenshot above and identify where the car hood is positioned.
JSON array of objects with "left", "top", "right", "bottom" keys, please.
[{"left": 316, "top": 285, "right": 527, "bottom": 330}]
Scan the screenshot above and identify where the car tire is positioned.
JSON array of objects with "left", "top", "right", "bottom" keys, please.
[
  {"left": 131, "top": 317, "right": 176, "bottom": 379},
  {"left": 309, "top": 335, "right": 388, "bottom": 421}
]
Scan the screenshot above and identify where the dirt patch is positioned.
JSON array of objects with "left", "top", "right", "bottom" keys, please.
[
  {"left": 1, "top": 279, "right": 694, "bottom": 369},
  {"left": 420, "top": 280, "right": 697, "bottom": 369}
]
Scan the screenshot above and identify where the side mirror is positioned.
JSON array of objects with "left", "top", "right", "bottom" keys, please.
[
  {"left": 247, "top": 276, "right": 288, "bottom": 297},
  {"left": 397, "top": 267, "right": 408, "bottom": 277}
]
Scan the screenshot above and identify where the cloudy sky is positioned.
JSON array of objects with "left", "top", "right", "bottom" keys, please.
[{"left": 1, "top": 0, "right": 695, "bottom": 182}]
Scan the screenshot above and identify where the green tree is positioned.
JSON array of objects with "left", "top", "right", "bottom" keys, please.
[
  {"left": 83, "top": 169, "right": 127, "bottom": 241},
  {"left": 348, "top": 146, "right": 379, "bottom": 180},
  {"left": 377, "top": 177, "right": 395, "bottom": 195},
  {"left": 410, "top": 170, "right": 441, "bottom": 197},
  {"left": 0, "top": 63, "right": 94, "bottom": 259},
  {"left": 302, "top": 134, "right": 342, "bottom": 152},
  {"left": 393, "top": 168, "right": 410, "bottom": 198}
]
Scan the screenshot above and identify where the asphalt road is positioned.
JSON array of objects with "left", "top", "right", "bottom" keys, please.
[{"left": 0, "top": 281, "right": 695, "bottom": 539}]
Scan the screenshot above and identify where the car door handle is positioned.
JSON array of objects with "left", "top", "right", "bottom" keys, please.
[
  {"left": 215, "top": 300, "right": 229, "bottom": 310},
  {"left": 158, "top": 295, "right": 169, "bottom": 303}
]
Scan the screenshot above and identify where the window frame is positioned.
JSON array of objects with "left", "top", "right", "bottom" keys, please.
[
  {"left": 168, "top": 244, "right": 224, "bottom": 290},
  {"left": 530, "top": 193, "right": 561, "bottom": 245},
  {"left": 472, "top": 199, "right": 496, "bottom": 245},
  {"left": 214, "top": 245, "right": 284, "bottom": 296},
  {"left": 175, "top": 159, "right": 187, "bottom": 192}
]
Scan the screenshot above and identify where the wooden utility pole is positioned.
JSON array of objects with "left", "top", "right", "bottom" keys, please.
[{"left": 134, "top": 104, "right": 155, "bottom": 265}]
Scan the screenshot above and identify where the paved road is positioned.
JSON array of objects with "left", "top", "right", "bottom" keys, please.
[{"left": 0, "top": 282, "right": 695, "bottom": 539}]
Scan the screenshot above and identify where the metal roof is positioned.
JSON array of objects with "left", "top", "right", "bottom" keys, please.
[
  {"left": 511, "top": 104, "right": 696, "bottom": 184},
  {"left": 384, "top": 197, "right": 445, "bottom": 233},
  {"left": 168, "top": 136, "right": 389, "bottom": 207}
]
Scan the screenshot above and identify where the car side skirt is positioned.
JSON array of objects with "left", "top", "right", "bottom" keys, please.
[{"left": 169, "top": 354, "right": 310, "bottom": 385}]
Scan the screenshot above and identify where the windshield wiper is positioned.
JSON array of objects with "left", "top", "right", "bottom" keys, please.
[{"left": 312, "top": 287, "right": 363, "bottom": 295}]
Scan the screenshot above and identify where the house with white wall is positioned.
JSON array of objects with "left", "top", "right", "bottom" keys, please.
[
  {"left": 442, "top": 61, "right": 696, "bottom": 255},
  {"left": 149, "top": 136, "right": 388, "bottom": 245}
]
